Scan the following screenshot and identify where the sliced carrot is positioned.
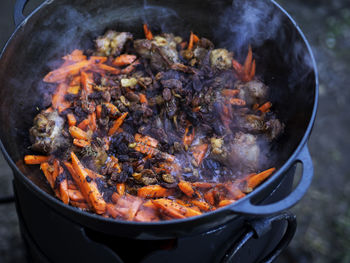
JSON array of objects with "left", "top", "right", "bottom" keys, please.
[
  {"left": 103, "top": 103, "right": 120, "bottom": 117},
  {"left": 246, "top": 168, "right": 276, "bottom": 189},
  {"left": 88, "top": 112, "right": 97, "bottom": 131},
  {"left": 204, "top": 190, "right": 215, "bottom": 206},
  {"left": 116, "top": 183, "right": 125, "bottom": 196},
  {"left": 67, "top": 113, "right": 77, "bottom": 127},
  {"left": 92, "top": 63, "right": 121, "bottom": 75},
  {"left": 59, "top": 176, "right": 70, "bottom": 205},
  {"left": 143, "top": 24, "right": 153, "bottom": 40},
  {"left": 73, "top": 139, "right": 91, "bottom": 148},
  {"left": 62, "top": 49, "right": 86, "bottom": 64},
  {"left": 40, "top": 162, "right": 54, "bottom": 188},
  {"left": 106, "top": 203, "right": 121, "bottom": 218},
  {"left": 113, "top": 54, "right": 137, "bottom": 67},
  {"left": 108, "top": 112, "right": 128, "bottom": 136},
  {"left": 193, "top": 33, "right": 199, "bottom": 43},
  {"left": 229, "top": 98, "right": 246, "bottom": 106},
  {"left": 70, "top": 152, "right": 106, "bottom": 214},
  {"left": 183, "top": 124, "right": 195, "bottom": 147},
  {"left": 135, "top": 134, "right": 158, "bottom": 148},
  {"left": 52, "top": 83, "right": 71, "bottom": 113},
  {"left": 191, "top": 143, "right": 208, "bottom": 165},
  {"left": 77, "top": 119, "right": 90, "bottom": 130},
  {"left": 218, "top": 199, "right": 235, "bottom": 207},
  {"left": 153, "top": 198, "right": 201, "bottom": 219},
  {"left": 221, "top": 89, "right": 239, "bottom": 97},
  {"left": 244, "top": 45, "right": 253, "bottom": 78},
  {"left": 257, "top": 102, "right": 272, "bottom": 113},
  {"left": 191, "top": 200, "right": 211, "bottom": 211},
  {"left": 24, "top": 155, "right": 49, "bottom": 165},
  {"left": 121, "top": 60, "right": 140, "bottom": 74},
  {"left": 69, "top": 126, "right": 90, "bottom": 140},
  {"left": 68, "top": 189, "right": 85, "bottom": 202},
  {"left": 44, "top": 60, "right": 90, "bottom": 83},
  {"left": 139, "top": 93, "right": 148, "bottom": 104},
  {"left": 81, "top": 71, "right": 94, "bottom": 95},
  {"left": 96, "top": 105, "right": 102, "bottom": 118},
  {"left": 178, "top": 180, "right": 195, "bottom": 197},
  {"left": 138, "top": 185, "right": 169, "bottom": 198}
]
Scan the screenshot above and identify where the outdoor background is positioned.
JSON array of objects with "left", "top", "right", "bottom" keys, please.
[{"left": 0, "top": 0, "right": 349, "bottom": 262}]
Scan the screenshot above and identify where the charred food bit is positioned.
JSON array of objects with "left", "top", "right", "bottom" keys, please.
[{"left": 235, "top": 80, "right": 268, "bottom": 106}]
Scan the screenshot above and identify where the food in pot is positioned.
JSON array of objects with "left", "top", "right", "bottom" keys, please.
[{"left": 24, "top": 25, "right": 284, "bottom": 221}]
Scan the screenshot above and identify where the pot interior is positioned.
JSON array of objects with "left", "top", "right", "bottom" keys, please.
[{"left": 0, "top": 0, "right": 316, "bottom": 199}]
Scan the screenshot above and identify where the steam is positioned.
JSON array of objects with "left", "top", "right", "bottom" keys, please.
[{"left": 215, "top": 0, "right": 282, "bottom": 54}]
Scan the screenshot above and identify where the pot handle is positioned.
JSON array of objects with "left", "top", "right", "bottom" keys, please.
[
  {"left": 221, "top": 212, "right": 297, "bottom": 263},
  {"left": 14, "top": 0, "right": 29, "bottom": 27},
  {"left": 229, "top": 145, "right": 313, "bottom": 215}
]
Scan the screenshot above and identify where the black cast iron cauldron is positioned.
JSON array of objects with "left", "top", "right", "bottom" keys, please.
[{"left": 0, "top": 0, "right": 318, "bottom": 261}]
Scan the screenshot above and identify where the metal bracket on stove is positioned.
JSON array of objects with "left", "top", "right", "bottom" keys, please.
[{"left": 221, "top": 212, "right": 297, "bottom": 263}]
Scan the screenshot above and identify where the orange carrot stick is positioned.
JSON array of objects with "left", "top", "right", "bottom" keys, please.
[
  {"left": 68, "top": 189, "right": 85, "bottom": 202},
  {"left": 139, "top": 93, "right": 148, "bottom": 104},
  {"left": 103, "top": 103, "right": 120, "bottom": 117},
  {"left": 244, "top": 45, "right": 253, "bottom": 78},
  {"left": 191, "top": 143, "right": 208, "bottom": 165},
  {"left": 67, "top": 113, "right": 77, "bottom": 127},
  {"left": 257, "top": 101, "right": 272, "bottom": 113},
  {"left": 183, "top": 124, "right": 195, "bottom": 147},
  {"left": 81, "top": 71, "right": 94, "bottom": 95},
  {"left": 59, "top": 174, "right": 70, "bottom": 205},
  {"left": 70, "top": 152, "right": 106, "bottom": 214},
  {"left": 52, "top": 83, "right": 71, "bottom": 113},
  {"left": 77, "top": 119, "right": 90, "bottom": 130},
  {"left": 138, "top": 185, "right": 169, "bottom": 198},
  {"left": 246, "top": 168, "right": 276, "bottom": 189},
  {"left": 70, "top": 201, "right": 90, "bottom": 210},
  {"left": 135, "top": 134, "right": 158, "bottom": 148},
  {"left": 229, "top": 98, "right": 246, "bottom": 106},
  {"left": 92, "top": 63, "right": 121, "bottom": 75},
  {"left": 221, "top": 89, "right": 239, "bottom": 97},
  {"left": 73, "top": 139, "right": 91, "bottom": 148},
  {"left": 178, "top": 180, "right": 195, "bottom": 197},
  {"left": 188, "top": 32, "right": 195, "bottom": 50},
  {"left": 218, "top": 199, "right": 235, "bottom": 207},
  {"left": 121, "top": 60, "right": 140, "bottom": 74},
  {"left": 152, "top": 198, "right": 201, "bottom": 218},
  {"left": 108, "top": 112, "right": 128, "bottom": 136},
  {"left": 88, "top": 112, "right": 97, "bottom": 131},
  {"left": 143, "top": 24, "right": 153, "bottom": 40},
  {"left": 191, "top": 200, "right": 211, "bottom": 211},
  {"left": 62, "top": 49, "right": 86, "bottom": 64},
  {"left": 96, "top": 105, "right": 102, "bottom": 119},
  {"left": 40, "top": 162, "right": 54, "bottom": 188},
  {"left": 116, "top": 183, "right": 125, "bottom": 196},
  {"left": 24, "top": 155, "right": 49, "bottom": 165},
  {"left": 113, "top": 54, "right": 137, "bottom": 66},
  {"left": 69, "top": 126, "right": 90, "bottom": 140},
  {"left": 44, "top": 60, "right": 91, "bottom": 83}
]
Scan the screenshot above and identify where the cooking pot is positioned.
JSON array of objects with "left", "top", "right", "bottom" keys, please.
[{"left": 0, "top": 0, "right": 318, "bottom": 241}]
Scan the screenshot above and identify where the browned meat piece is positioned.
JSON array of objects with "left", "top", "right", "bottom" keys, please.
[
  {"left": 234, "top": 114, "right": 265, "bottom": 133},
  {"left": 210, "top": 49, "right": 233, "bottom": 70},
  {"left": 235, "top": 80, "right": 269, "bottom": 106},
  {"left": 210, "top": 132, "right": 260, "bottom": 172},
  {"left": 29, "top": 110, "right": 68, "bottom": 154},
  {"left": 134, "top": 34, "right": 180, "bottom": 71},
  {"left": 229, "top": 132, "right": 260, "bottom": 172},
  {"left": 264, "top": 118, "right": 285, "bottom": 140},
  {"left": 95, "top": 31, "right": 133, "bottom": 56}
]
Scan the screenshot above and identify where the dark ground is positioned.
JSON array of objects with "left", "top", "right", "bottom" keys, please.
[{"left": 0, "top": 0, "right": 349, "bottom": 262}]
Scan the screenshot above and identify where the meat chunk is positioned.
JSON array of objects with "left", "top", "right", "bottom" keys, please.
[
  {"left": 235, "top": 80, "right": 268, "bottom": 106},
  {"left": 134, "top": 34, "right": 180, "bottom": 71},
  {"left": 229, "top": 132, "right": 260, "bottom": 172},
  {"left": 30, "top": 110, "right": 68, "bottom": 154},
  {"left": 210, "top": 49, "right": 233, "bottom": 70},
  {"left": 95, "top": 31, "right": 133, "bottom": 56},
  {"left": 264, "top": 118, "right": 284, "bottom": 140}
]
